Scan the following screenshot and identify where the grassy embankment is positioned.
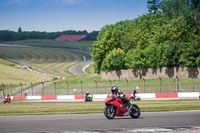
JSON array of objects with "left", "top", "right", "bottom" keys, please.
[
  {"left": 0, "top": 99, "right": 199, "bottom": 115},
  {"left": 0, "top": 40, "right": 87, "bottom": 94},
  {"left": 1, "top": 39, "right": 200, "bottom": 95},
  {"left": 10, "top": 39, "right": 93, "bottom": 52}
]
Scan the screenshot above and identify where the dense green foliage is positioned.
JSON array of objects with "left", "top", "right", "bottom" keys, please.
[
  {"left": 91, "top": 0, "right": 200, "bottom": 73},
  {"left": 147, "top": 0, "right": 160, "bottom": 13},
  {"left": 0, "top": 29, "right": 98, "bottom": 42}
]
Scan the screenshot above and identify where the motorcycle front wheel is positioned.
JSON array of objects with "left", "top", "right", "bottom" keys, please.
[
  {"left": 130, "top": 104, "right": 140, "bottom": 118},
  {"left": 104, "top": 105, "right": 116, "bottom": 119}
]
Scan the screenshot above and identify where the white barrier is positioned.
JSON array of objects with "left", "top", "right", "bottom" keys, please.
[
  {"left": 57, "top": 95, "right": 75, "bottom": 100},
  {"left": 27, "top": 96, "right": 41, "bottom": 100},
  {"left": 93, "top": 94, "right": 108, "bottom": 99},
  {"left": 138, "top": 93, "right": 156, "bottom": 99},
  {"left": 178, "top": 92, "right": 200, "bottom": 98},
  {"left": 11, "top": 92, "right": 199, "bottom": 100}
]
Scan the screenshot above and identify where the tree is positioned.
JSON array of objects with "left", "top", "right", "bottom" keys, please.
[
  {"left": 179, "top": 41, "right": 200, "bottom": 66},
  {"left": 161, "top": 42, "right": 183, "bottom": 67},
  {"left": 101, "top": 48, "right": 126, "bottom": 71},
  {"left": 17, "top": 27, "right": 22, "bottom": 33},
  {"left": 147, "top": 0, "right": 160, "bottom": 13},
  {"left": 91, "top": 20, "right": 133, "bottom": 73},
  {"left": 158, "top": 0, "right": 194, "bottom": 18},
  {"left": 91, "top": 25, "right": 115, "bottom": 73},
  {"left": 125, "top": 49, "right": 148, "bottom": 69}
]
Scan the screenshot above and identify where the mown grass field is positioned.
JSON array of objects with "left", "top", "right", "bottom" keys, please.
[
  {"left": 0, "top": 46, "right": 83, "bottom": 78},
  {"left": 0, "top": 44, "right": 84, "bottom": 95},
  {"left": 0, "top": 99, "right": 199, "bottom": 115},
  {"left": 0, "top": 58, "right": 54, "bottom": 95},
  {"left": 10, "top": 39, "right": 93, "bottom": 50},
  {"left": 0, "top": 58, "right": 53, "bottom": 84}
]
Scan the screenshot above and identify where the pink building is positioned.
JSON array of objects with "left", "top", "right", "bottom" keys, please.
[{"left": 55, "top": 35, "right": 86, "bottom": 41}]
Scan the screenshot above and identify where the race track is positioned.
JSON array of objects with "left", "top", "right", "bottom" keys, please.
[
  {"left": 68, "top": 50, "right": 93, "bottom": 75},
  {"left": 0, "top": 110, "right": 200, "bottom": 132}
]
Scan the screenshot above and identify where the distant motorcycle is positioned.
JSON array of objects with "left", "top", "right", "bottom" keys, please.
[
  {"left": 131, "top": 94, "right": 141, "bottom": 101},
  {"left": 84, "top": 95, "right": 93, "bottom": 102},
  {"left": 4, "top": 95, "right": 11, "bottom": 103},
  {"left": 104, "top": 94, "right": 140, "bottom": 119}
]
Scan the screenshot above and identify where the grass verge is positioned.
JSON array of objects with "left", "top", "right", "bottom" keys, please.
[
  {"left": 0, "top": 99, "right": 199, "bottom": 115},
  {"left": 9, "top": 39, "right": 93, "bottom": 50}
]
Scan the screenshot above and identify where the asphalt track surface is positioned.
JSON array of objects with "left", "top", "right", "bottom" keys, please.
[
  {"left": 68, "top": 50, "right": 93, "bottom": 75},
  {"left": 0, "top": 110, "right": 200, "bottom": 132}
]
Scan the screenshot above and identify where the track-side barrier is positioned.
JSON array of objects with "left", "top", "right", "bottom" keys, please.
[{"left": 11, "top": 92, "right": 200, "bottom": 100}]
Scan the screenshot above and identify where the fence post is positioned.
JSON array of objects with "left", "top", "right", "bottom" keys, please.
[
  {"left": 192, "top": 77, "right": 194, "bottom": 92},
  {"left": 143, "top": 78, "right": 145, "bottom": 93},
  {"left": 10, "top": 83, "right": 12, "bottom": 96},
  {"left": 66, "top": 81, "right": 69, "bottom": 95},
  {"left": 176, "top": 76, "right": 179, "bottom": 92},
  {"left": 20, "top": 83, "right": 22, "bottom": 96},
  {"left": 80, "top": 81, "right": 83, "bottom": 95},
  {"left": 2, "top": 84, "right": 5, "bottom": 97},
  {"left": 126, "top": 79, "right": 129, "bottom": 93},
  {"left": 31, "top": 82, "right": 33, "bottom": 96},
  {"left": 159, "top": 77, "right": 162, "bottom": 93},
  {"left": 54, "top": 81, "right": 56, "bottom": 96},
  {"left": 42, "top": 82, "right": 44, "bottom": 96},
  {"left": 95, "top": 80, "right": 98, "bottom": 94}
]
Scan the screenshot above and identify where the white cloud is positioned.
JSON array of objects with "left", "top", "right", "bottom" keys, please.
[
  {"left": 62, "top": 0, "right": 81, "bottom": 5},
  {"left": 7, "top": 0, "right": 28, "bottom": 5},
  {"left": 54, "top": 0, "right": 88, "bottom": 6}
]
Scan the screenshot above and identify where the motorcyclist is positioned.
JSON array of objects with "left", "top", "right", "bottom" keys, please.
[
  {"left": 4, "top": 94, "right": 11, "bottom": 103},
  {"left": 85, "top": 91, "right": 90, "bottom": 101},
  {"left": 111, "top": 86, "right": 130, "bottom": 107},
  {"left": 133, "top": 90, "right": 137, "bottom": 100},
  {"left": 86, "top": 91, "right": 90, "bottom": 97}
]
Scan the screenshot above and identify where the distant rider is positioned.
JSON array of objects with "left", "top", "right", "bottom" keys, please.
[
  {"left": 111, "top": 86, "right": 130, "bottom": 107},
  {"left": 133, "top": 90, "right": 137, "bottom": 100},
  {"left": 85, "top": 91, "right": 90, "bottom": 101},
  {"left": 85, "top": 91, "right": 89, "bottom": 97}
]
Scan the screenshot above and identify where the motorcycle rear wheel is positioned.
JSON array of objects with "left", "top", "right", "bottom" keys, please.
[
  {"left": 104, "top": 105, "right": 116, "bottom": 119},
  {"left": 130, "top": 104, "right": 140, "bottom": 118}
]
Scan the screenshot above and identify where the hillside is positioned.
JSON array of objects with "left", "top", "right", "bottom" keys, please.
[{"left": 0, "top": 58, "right": 53, "bottom": 85}]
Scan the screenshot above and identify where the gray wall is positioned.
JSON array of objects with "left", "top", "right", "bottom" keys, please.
[{"left": 101, "top": 67, "right": 200, "bottom": 81}]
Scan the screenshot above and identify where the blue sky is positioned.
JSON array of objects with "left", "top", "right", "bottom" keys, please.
[{"left": 0, "top": 0, "right": 148, "bottom": 32}]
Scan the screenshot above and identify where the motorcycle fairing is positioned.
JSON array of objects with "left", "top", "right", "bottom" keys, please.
[{"left": 105, "top": 95, "right": 128, "bottom": 116}]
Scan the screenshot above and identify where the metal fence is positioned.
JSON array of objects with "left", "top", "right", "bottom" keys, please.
[{"left": 1, "top": 77, "right": 200, "bottom": 97}]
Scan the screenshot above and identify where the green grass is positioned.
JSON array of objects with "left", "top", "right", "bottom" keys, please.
[
  {"left": 38, "top": 73, "right": 200, "bottom": 95},
  {"left": 0, "top": 58, "right": 54, "bottom": 95},
  {"left": 0, "top": 45, "right": 84, "bottom": 95},
  {"left": 0, "top": 58, "right": 53, "bottom": 84},
  {"left": 0, "top": 99, "right": 199, "bottom": 115},
  {"left": 10, "top": 39, "right": 93, "bottom": 50},
  {"left": 0, "top": 46, "right": 83, "bottom": 78}
]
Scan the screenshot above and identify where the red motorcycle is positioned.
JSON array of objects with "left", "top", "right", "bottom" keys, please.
[
  {"left": 4, "top": 95, "right": 11, "bottom": 103},
  {"left": 104, "top": 94, "right": 140, "bottom": 119}
]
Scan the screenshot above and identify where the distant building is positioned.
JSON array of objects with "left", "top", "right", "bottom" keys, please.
[{"left": 55, "top": 35, "right": 86, "bottom": 41}]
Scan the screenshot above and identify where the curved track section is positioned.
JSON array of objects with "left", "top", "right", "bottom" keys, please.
[
  {"left": 68, "top": 50, "right": 93, "bottom": 75},
  {"left": 0, "top": 111, "right": 199, "bottom": 132}
]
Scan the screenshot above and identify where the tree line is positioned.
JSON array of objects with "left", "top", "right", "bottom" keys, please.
[
  {"left": 91, "top": 0, "right": 200, "bottom": 73},
  {"left": 0, "top": 28, "right": 99, "bottom": 42}
]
